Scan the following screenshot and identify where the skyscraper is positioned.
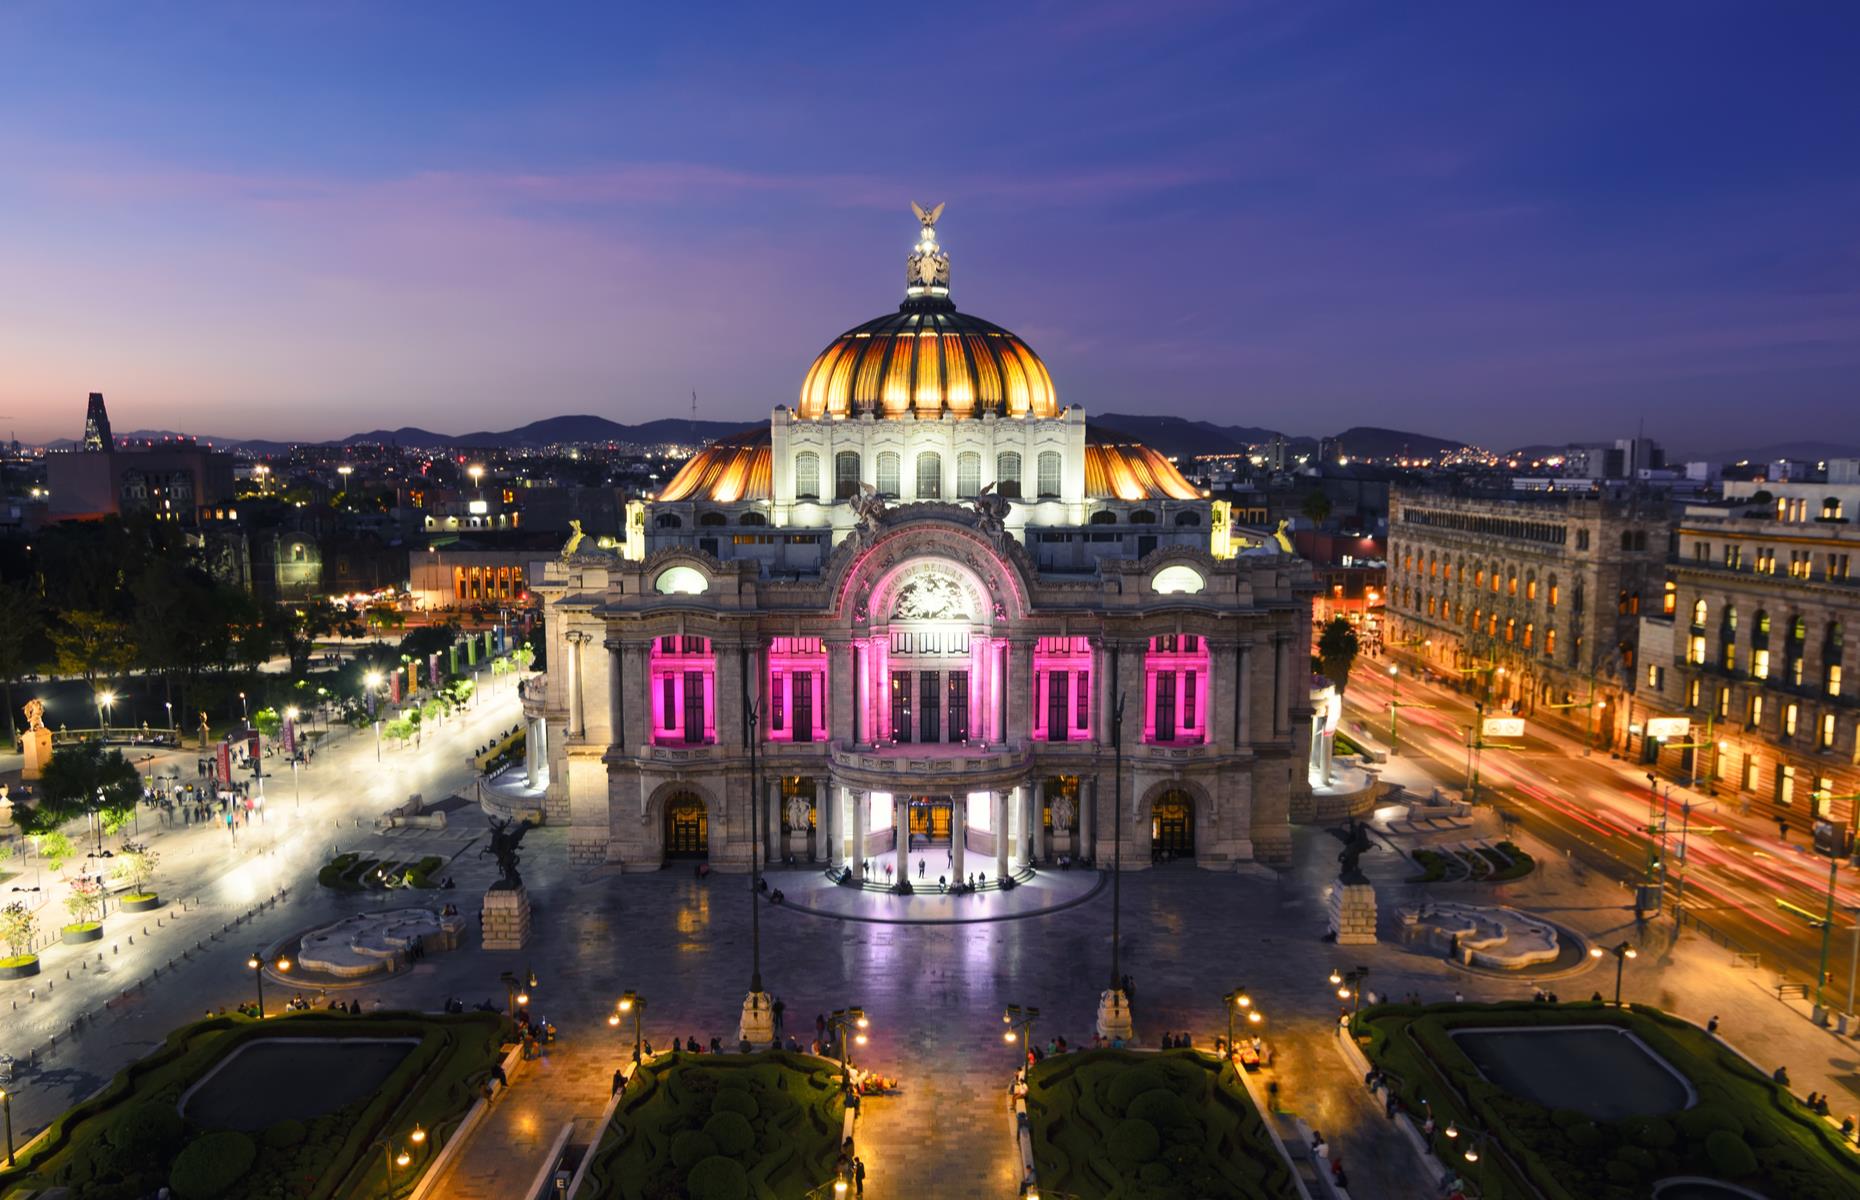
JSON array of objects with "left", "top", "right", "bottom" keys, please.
[{"left": 81, "top": 392, "right": 114, "bottom": 452}]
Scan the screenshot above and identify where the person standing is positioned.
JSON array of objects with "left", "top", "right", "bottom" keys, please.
[
  {"left": 854, "top": 1157, "right": 866, "bottom": 1196},
  {"left": 772, "top": 995, "right": 785, "bottom": 1037}
]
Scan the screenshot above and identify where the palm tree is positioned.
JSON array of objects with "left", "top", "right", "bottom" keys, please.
[{"left": 1317, "top": 617, "right": 1361, "bottom": 696}]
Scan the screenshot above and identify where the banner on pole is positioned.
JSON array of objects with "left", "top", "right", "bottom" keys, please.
[
  {"left": 1645, "top": 717, "right": 1691, "bottom": 740},
  {"left": 1482, "top": 716, "right": 1526, "bottom": 738}
]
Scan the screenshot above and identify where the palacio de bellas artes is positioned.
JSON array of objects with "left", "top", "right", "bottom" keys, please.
[{"left": 524, "top": 208, "right": 1318, "bottom": 884}]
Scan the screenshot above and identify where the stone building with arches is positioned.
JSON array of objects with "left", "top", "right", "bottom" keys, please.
[{"left": 528, "top": 210, "right": 1314, "bottom": 878}]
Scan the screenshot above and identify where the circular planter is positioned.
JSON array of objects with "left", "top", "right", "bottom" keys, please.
[
  {"left": 120, "top": 893, "right": 162, "bottom": 913},
  {"left": 0, "top": 957, "right": 41, "bottom": 979},
  {"left": 61, "top": 923, "right": 104, "bottom": 946}
]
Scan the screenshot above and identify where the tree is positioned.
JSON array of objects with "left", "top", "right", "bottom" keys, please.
[
  {"left": 1300, "top": 490, "right": 1333, "bottom": 525},
  {"left": 0, "top": 902, "right": 38, "bottom": 962},
  {"left": 0, "top": 582, "right": 46, "bottom": 742},
  {"left": 33, "top": 741, "right": 142, "bottom": 850},
  {"left": 252, "top": 707, "right": 283, "bottom": 740},
  {"left": 269, "top": 602, "right": 346, "bottom": 677},
  {"left": 50, "top": 610, "right": 137, "bottom": 693},
  {"left": 34, "top": 831, "right": 75, "bottom": 874},
  {"left": 112, "top": 841, "right": 160, "bottom": 898},
  {"left": 65, "top": 878, "right": 104, "bottom": 928},
  {"left": 1318, "top": 617, "right": 1361, "bottom": 695}
]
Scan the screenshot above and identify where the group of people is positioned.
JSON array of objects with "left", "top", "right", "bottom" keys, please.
[
  {"left": 834, "top": 1139, "right": 867, "bottom": 1196},
  {"left": 1308, "top": 1131, "right": 1349, "bottom": 1190},
  {"left": 515, "top": 1010, "right": 556, "bottom": 1059}
]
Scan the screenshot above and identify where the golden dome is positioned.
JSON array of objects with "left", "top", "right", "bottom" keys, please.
[
  {"left": 796, "top": 205, "right": 1057, "bottom": 421},
  {"left": 658, "top": 427, "right": 770, "bottom": 503},
  {"left": 1085, "top": 428, "right": 1202, "bottom": 501}
]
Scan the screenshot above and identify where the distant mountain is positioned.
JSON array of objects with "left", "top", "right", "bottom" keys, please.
[
  {"left": 338, "top": 415, "right": 758, "bottom": 450},
  {"left": 1328, "top": 426, "right": 1469, "bottom": 461},
  {"left": 1094, "top": 413, "right": 1286, "bottom": 458}
]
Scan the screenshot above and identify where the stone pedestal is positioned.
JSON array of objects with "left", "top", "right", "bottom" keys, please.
[
  {"left": 1327, "top": 881, "right": 1378, "bottom": 945},
  {"left": 1095, "top": 988, "right": 1134, "bottom": 1042},
  {"left": 480, "top": 884, "right": 531, "bottom": 950},
  {"left": 737, "top": 990, "right": 775, "bottom": 1046},
  {"left": 21, "top": 727, "right": 52, "bottom": 781},
  {"left": 787, "top": 832, "right": 811, "bottom": 862}
]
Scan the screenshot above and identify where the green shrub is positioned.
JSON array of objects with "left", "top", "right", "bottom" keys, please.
[
  {"left": 1139, "top": 1162, "right": 1172, "bottom": 1185},
  {"left": 169, "top": 1130, "right": 257, "bottom": 1199},
  {"left": 261, "top": 1118, "right": 306, "bottom": 1149},
  {"left": 685, "top": 1155, "right": 749, "bottom": 1200},
  {"left": 1108, "top": 1118, "right": 1161, "bottom": 1168},
  {"left": 1677, "top": 1105, "right": 1743, "bottom": 1140},
  {"left": 1127, "top": 1089, "right": 1192, "bottom": 1130},
  {"left": 1613, "top": 1144, "right": 1655, "bottom": 1171},
  {"left": 1705, "top": 1129, "right": 1757, "bottom": 1177},
  {"left": 116, "top": 1101, "right": 184, "bottom": 1158},
  {"left": 1566, "top": 1120, "right": 1603, "bottom": 1150},
  {"left": 670, "top": 1130, "right": 717, "bottom": 1169},
  {"left": 1106, "top": 1066, "right": 1171, "bottom": 1112},
  {"left": 1604, "top": 1159, "right": 1643, "bottom": 1184},
  {"left": 712, "top": 1088, "right": 759, "bottom": 1119},
  {"left": 1622, "top": 1115, "right": 1676, "bottom": 1149},
  {"left": 703, "top": 1111, "right": 755, "bottom": 1157}
]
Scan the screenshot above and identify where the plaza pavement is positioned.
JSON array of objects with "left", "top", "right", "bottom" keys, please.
[{"left": 5, "top": 683, "right": 1859, "bottom": 1197}]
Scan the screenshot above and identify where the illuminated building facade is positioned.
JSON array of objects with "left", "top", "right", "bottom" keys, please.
[{"left": 530, "top": 211, "right": 1314, "bottom": 876}]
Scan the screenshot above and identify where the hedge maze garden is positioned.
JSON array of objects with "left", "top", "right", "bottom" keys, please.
[
  {"left": 580, "top": 1051, "right": 848, "bottom": 1200},
  {"left": 1024, "top": 1049, "right": 1299, "bottom": 1200}
]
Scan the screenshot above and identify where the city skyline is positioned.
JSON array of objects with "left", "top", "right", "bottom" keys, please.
[{"left": 2, "top": 3, "right": 1856, "bottom": 449}]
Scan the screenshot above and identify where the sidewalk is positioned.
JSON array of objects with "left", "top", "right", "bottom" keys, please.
[{"left": 429, "top": 1041, "right": 611, "bottom": 1200}]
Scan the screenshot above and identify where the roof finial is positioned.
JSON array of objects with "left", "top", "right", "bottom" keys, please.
[{"left": 906, "top": 202, "right": 950, "bottom": 299}]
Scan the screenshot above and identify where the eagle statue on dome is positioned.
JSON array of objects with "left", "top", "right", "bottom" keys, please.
[
  {"left": 970, "top": 481, "right": 1010, "bottom": 536},
  {"left": 907, "top": 201, "right": 950, "bottom": 290}
]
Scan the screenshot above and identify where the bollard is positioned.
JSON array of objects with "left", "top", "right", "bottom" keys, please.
[
  {"left": 128, "top": 937, "right": 134, "bottom": 946},
  {"left": 46, "top": 980, "right": 52, "bottom": 992}
]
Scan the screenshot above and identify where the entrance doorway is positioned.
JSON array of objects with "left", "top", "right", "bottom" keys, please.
[
  {"left": 907, "top": 796, "right": 952, "bottom": 845},
  {"left": 1151, "top": 790, "right": 1194, "bottom": 862},
  {"left": 664, "top": 794, "right": 709, "bottom": 857}
]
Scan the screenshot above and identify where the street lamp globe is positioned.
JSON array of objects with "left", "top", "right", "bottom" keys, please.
[
  {"left": 1328, "top": 969, "right": 1343, "bottom": 986},
  {"left": 1589, "top": 946, "right": 1605, "bottom": 959},
  {"left": 395, "top": 1149, "right": 411, "bottom": 1168},
  {"left": 410, "top": 1124, "right": 427, "bottom": 1145}
]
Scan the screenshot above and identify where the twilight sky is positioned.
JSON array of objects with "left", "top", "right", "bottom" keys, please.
[{"left": 2, "top": 2, "right": 1856, "bottom": 452}]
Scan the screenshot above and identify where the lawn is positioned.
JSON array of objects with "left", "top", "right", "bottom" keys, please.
[
  {"left": 1023, "top": 1049, "right": 1299, "bottom": 1200},
  {"left": 317, "top": 852, "right": 446, "bottom": 892},
  {"left": 1357, "top": 1001, "right": 1860, "bottom": 1200},
  {"left": 579, "top": 1050, "right": 847, "bottom": 1200},
  {"left": 0, "top": 1010, "right": 506, "bottom": 1200}
]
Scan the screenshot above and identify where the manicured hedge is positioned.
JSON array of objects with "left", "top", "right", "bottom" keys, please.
[
  {"left": 0, "top": 1010, "right": 507, "bottom": 1200},
  {"left": 1357, "top": 1001, "right": 1860, "bottom": 1200},
  {"left": 1024, "top": 1049, "right": 1299, "bottom": 1199},
  {"left": 579, "top": 1050, "right": 846, "bottom": 1200}
]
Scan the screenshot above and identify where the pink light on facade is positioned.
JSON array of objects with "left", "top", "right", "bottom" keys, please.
[
  {"left": 1032, "top": 635, "right": 1093, "bottom": 741},
  {"left": 767, "top": 637, "right": 828, "bottom": 743},
  {"left": 1143, "top": 634, "right": 1208, "bottom": 745},
  {"left": 650, "top": 634, "right": 716, "bottom": 745}
]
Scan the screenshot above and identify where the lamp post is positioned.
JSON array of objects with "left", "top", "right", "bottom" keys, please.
[
  {"left": 748, "top": 699, "right": 763, "bottom": 994},
  {"left": 1329, "top": 966, "right": 1370, "bottom": 1021},
  {"left": 164, "top": 699, "right": 173, "bottom": 732},
  {"left": 371, "top": 1136, "right": 415, "bottom": 1200},
  {"left": 239, "top": 691, "right": 248, "bottom": 722},
  {"left": 1222, "top": 987, "right": 1257, "bottom": 1051},
  {"left": 499, "top": 968, "right": 536, "bottom": 1020},
  {"left": 617, "top": 990, "right": 646, "bottom": 1065},
  {"left": 1105, "top": 691, "right": 1129, "bottom": 1033},
  {"left": 1590, "top": 941, "right": 1637, "bottom": 1006},
  {"left": 285, "top": 707, "right": 302, "bottom": 809},
  {"left": 246, "top": 949, "right": 291, "bottom": 1017},
  {"left": 826, "top": 1007, "right": 868, "bottom": 1088},
  {"left": 1003, "top": 1004, "right": 1039, "bottom": 1058},
  {"left": 96, "top": 690, "right": 116, "bottom": 734}
]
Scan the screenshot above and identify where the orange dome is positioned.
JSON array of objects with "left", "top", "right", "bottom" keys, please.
[{"left": 797, "top": 303, "right": 1057, "bottom": 421}]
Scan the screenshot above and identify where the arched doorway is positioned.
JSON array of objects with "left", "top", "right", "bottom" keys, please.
[
  {"left": 664, "top": 793, "right": 709, "bottom": 858},
  {"left": 1151, "top": 789, "right": 1195, "bottom": 863}
]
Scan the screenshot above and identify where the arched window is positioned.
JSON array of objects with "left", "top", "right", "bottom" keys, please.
[
  {"left": 1547, "top": 576, "right": 1558, "bottom": 608},
  {"left": 655, "top": 513, "right": 682, "bottom": 528},
  {"left": 1692, "top": 599, "right": 1708, "bottom": 626},
  {"left": 1089, "top": 510, "right": 1117, "bottom": 525},
  {"left": 1173, "top": 511, "right": 1200, "bottom": 526},
  {"left": 956, "top": 451, "right": 981, "bottom": 499},
  {"left": 1545, "top": 628, "right": 1557, "bottom": 657},
  {"left": 1523, "top": 622, "right": 1534, "bottom": 649},
  {"left": 793, "top": 451, "right": 820, "bottom": 500},
  {"left": 740, "top": 512, "right": 767, "bottom": 526},
  {"left": 916, "top": 452, "right": 942, "bottom": 499},
  {"left": 698, "top": 511, "right": 727, "bottom": 527},
  {"left": 1129, "top": 510, "right": 1158, "bottom": 525},
  {"left": 1036, "top": 451, "right": 1062, "bottom": 499},
  {"left": 1507, "top": 571, "right": 1518, "bottom": 596},
  {"left": 876, "top": 451, "right": 901, "bottom": 498},
  {"left": 835, "top": 451, "right": 861, "bottom": 500},
  {"left": 996, "top": 452, "right": 1022, "bottom": 499}
]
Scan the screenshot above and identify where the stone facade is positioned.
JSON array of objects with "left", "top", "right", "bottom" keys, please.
[
  {"left": 480, "top": 885, "right": 532, "bottom": 951},
  {"left": 1637, "top": 503, "right": 1859, "bottom": 830},
  {"left": 1385, "top": 487, "right": 1667, "bottom": 746}
]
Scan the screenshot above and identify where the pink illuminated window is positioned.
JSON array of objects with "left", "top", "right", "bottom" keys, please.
[
  {"left": 1144, "top": 634, "right": 1208, "bottom": 745},
  {"left": 768, "top": 637, "right": 828, "bottom": 743},
  {"left": 651, "top": 635, "right": 715, "bottom": 745},
  {"left": 1033, "top": 636, "right": 1093, "bottom": 742}
]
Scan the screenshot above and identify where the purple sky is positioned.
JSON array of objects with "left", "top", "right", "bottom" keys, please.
[{"left": 2, "top": 3, "right": 1856, "bottom": 453}]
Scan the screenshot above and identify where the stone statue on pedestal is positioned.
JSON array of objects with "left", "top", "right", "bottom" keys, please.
[
  {"left": 20, "top": 699, "right": 52, "bottom": 781},
  {"left": 483, "top": 816, "right": 535, "bottom": 890}
]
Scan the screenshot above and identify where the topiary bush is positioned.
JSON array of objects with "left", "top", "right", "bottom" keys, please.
[
  {"left": 711, "top": 1087, "right": 759, "bottom": 1119},
  {"left": 670, "top": 1129, "right": 718, "bottom": 1169},
  {"left": 1105, "top": 1066, "right": 1172, "bottom": 1112},
  {"left": 169, "top": 1130, "right": 258, "bottom": 1200},
  {"left": 261, "top": 1118, "right": 306, "bottom": 1149},
  {"left": 1108, "top": 1117, "right": 1161, "bottom": 1168},
  {"left": 685, "top": 1154, "right": 749, "bottom": 1200},
  {"left": 115, "top": 1101, "right": 184, "bottom": 1158},
  {"left": 1127, "top": 1088, "right": 1192, "bottom": 1130},
  {"left": 1705, "top": 1129, "right": 1757, "bottom": 1177},
  {"left": 703, "top": 1110, "right": 755, "bottom": 1157}
]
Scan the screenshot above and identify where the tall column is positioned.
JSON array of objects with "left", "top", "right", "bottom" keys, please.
[
  {"left": 767, "top": 779, "right": 782, "bottom": 864},
  {"left": 830, "top": 637, "right": 855, "bottom": 745},
  {"left": 620, "top": 643, "right": 648, "bottom": 749},
  {"left": 825, "top": 781, "right": 842, "bottom": 871},
  {"left": 1236, "top": 642, "right": 1254, "bottom": 749},
  {"left": 566, "top": 632, "right": 587, "bottom": 738},
  {"left": 607, "top": 644, "right": 623, "bottom": 747},
  {"left": 850, "top": 789, "right": 867, "bottom": 881},
  {"left": 994, "top": 788, "right": 1011, "bottom": 880},
  {"left": 951, "top": 795, "right": 967, "bottom": 883},
  {"left": 812, "top": 779, "right": 826, "bottom": 862},
  {"left": 1031, "top": 783, "right": 1045, "bottom": 863},
  {"left": 893, "top": 794, "right": 910, "bottom": 883},
  {"left": 1019, "top": 786, "right": 1033, "bottom": 865},
  {"left": 524, "top": 716, "right": 541, "bottom": 788},
  {"left": 1274, "top": 636, "right": 1292, "bottom": 736},
  {"left": 715, "top": 640, "right": 744, "bottom": 750},
  {"left": 1080, "top": 777, "right": 1096, "bottom": 861}
]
